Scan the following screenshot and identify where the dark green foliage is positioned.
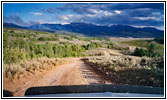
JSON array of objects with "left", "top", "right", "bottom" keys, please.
[
  {"left": 53, "top": 44, "right": 85, "bottom": 58},
  {"left": 3, "top": 29, "right": 87, "bottom": 64},
  {"left": 134, "top": 48, "right": 148, "bottom": 57},
  {"left": 83, "top": 42, "right": 102, "bottom": 50},
  {"left": 147, "top": 42, "right": 163, "bottom": 57},
  {"left": 38, "top": 37, "right": 59, "bottom": 41},
  {"left": 154, "top": 37, "right": 164, "bottom": 44},
  {"left": 134, "top": 42, "right": 163, "bottom": 57},
  {"left": 3, "top": 28, "right": 111, "bottom": 64},
  {"left": 9, "top": 30, "right": 14, "bottom": 33},
  {"left": 122, "top": 40, "right": 163, "bottom": 57}
]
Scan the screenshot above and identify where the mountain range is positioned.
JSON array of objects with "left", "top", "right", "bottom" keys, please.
[{"left": 3, "top": 22, "right": 164, "bottom": 38}]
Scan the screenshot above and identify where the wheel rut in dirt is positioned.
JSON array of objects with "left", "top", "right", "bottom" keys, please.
[{"left": 3, "top": 58, "right": 111, "bottom": 96}]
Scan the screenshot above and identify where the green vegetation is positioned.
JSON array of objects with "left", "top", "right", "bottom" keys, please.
[
  {"left": 63, "top": 36, "right": 73, "bottom": 40},
  {"left": 154, "top": 37, "right": 164, "bottom": 44},
  {"left": 4, "top": 28, "right": 111, "bottom": 64},
  {"left": 107, "top": 42, "right": 114, "bottom": 49},
  {"left": 121, "top": 40, "right": 151, "bottom": 48},
  {"left": 121, "top": 40, "right": 164, "bottom": 57},
  {"left": 67, "top": 34, "right": 110, "bottom": 41},
  {"left": 80, "top": 37, "right": 110, "bottom": 41},
  {"left": 38, "top": 37, "right": 59, "bottom": 41},
  {"left": 3, "top": 28, "right": 164, "bottom": 87},
  {"left": 3, "top": 37, "right": 85, "bottom": 64},
  {"left": 83, "top": 42, "right": 102, "bottom": 50},
  {"left": 134, "top": 42, "right": 164, "bottom": 57}
]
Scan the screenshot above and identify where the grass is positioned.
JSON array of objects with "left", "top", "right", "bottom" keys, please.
[
  {"left": 121, "top": 40, "right": 164, "bottom": 57},
  {"left": 121, "top": 40, "right": 163, "bottom": 48}
]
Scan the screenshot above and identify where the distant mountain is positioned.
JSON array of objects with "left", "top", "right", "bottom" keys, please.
[
  {"left": 3, "top": 23, "right": 27, "bottom": 29},
  {"left": 3, "top": 22, "right": 164, "bottom": 38}
]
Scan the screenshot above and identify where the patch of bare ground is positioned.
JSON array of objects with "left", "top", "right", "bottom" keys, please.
[{"left": 3, "top": 58, "right": 111, "bottom": 96}]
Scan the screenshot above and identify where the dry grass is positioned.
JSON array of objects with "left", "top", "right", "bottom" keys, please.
[
  {"left": 83, "top": 48, "right": 123, "bottom": 56},
  {"left": 3, "top": 57, "right": 71, "bottom": 79},
  {"left": 84, "top": 55, "right": 164, "bottom": 87}
]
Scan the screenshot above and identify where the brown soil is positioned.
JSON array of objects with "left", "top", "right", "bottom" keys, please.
[{"left": 3, "top": 58, "right": 111, "bottom": 96}]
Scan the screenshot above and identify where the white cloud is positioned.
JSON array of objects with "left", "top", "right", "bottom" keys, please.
[
  {"left": 61, "top": 14, "right": 75, "bottom": 20},
  {"left": 61, "top": 22, "right": 70, "bottom": 25},
  {"left": 89, "top": 9, "right": 100, "bottom": 14},
  {"left": 59, "top": 14, "right": 82, "bottom": 22},
  {"left": 42, "top": 21, "right": 70, "bottom": 25},
  {"left": 104, "top": 11, "right": 113, "bottom": 16},
  {"left": 88, "top": 9, "right": 113, "bottom": 16},
  {"left": 152, "top": 12, "right": 161, "bottom": 16},
  {"left": 114, "top": 10, "right": 121, "bottom": 14},
  {"left": 32, "top": 12, "right": 43, "bottom": 16},
  {"left": 134, "top": 17, "right": 161, "bottom": 21},
  {"left": 87, "top": 14, "right": 96, "bottom": 17},
  {"left": 132, "top": 25, "right": 164, "bottom": 30}
]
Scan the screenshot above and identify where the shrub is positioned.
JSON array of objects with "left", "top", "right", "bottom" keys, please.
[
  {"left": 38, "top": 37, "right": 59, "bottom": 41},
  {"left": 107, "top": 42, "right": 114, "bottom": 49},
  {"left": 134, "top": 42, "right": 163, "bottom": 57},
  {"left": 154, "top": 37, "right": 164, "bottom": 44},
  {"left": 84, "top": 42, "right": 102, "bottom": 50},
  {"left": 134, "top": 48, "right": 148, "bottom": 57},
  {"left": 3, "top": 48, "right": 27, "bottom": 64}
]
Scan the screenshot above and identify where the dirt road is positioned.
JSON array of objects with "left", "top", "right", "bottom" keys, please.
[{"left": 3, "top": 58, "right": 111, "bottom": 96}]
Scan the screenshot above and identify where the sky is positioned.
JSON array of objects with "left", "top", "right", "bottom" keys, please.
[{"left": 3, "top": 3, "right": 164, "bottom": 30}]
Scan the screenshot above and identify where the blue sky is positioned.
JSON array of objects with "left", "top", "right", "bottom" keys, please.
[{"left": 3, "top": 3, "right": 164, "bottom": 30}]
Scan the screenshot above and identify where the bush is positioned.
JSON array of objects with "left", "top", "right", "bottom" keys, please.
[
  {"left": 154, "top": 37, "right": 164, "bottom": 44},
  {"left": 38, "top": 37, "right": 59, "bottom": 41},
  {"left": 134, "top": 42, "right": 163, "bottom": 57},
  {"left": 134, "top": 48, "right": 148, "bottom": 57},
  {"left": 3, "top": 48, "right": 27, "bottom": 64},
  {"left": 84, "top": 42, "right": 102, "bottom": 50},
  {"left": 107, "top": 42, "right": 114, "bottom": 49}
]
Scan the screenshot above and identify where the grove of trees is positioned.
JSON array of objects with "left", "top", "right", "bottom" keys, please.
[{"left": 3, "top": 30, "right": 107, "bottom": 64}]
